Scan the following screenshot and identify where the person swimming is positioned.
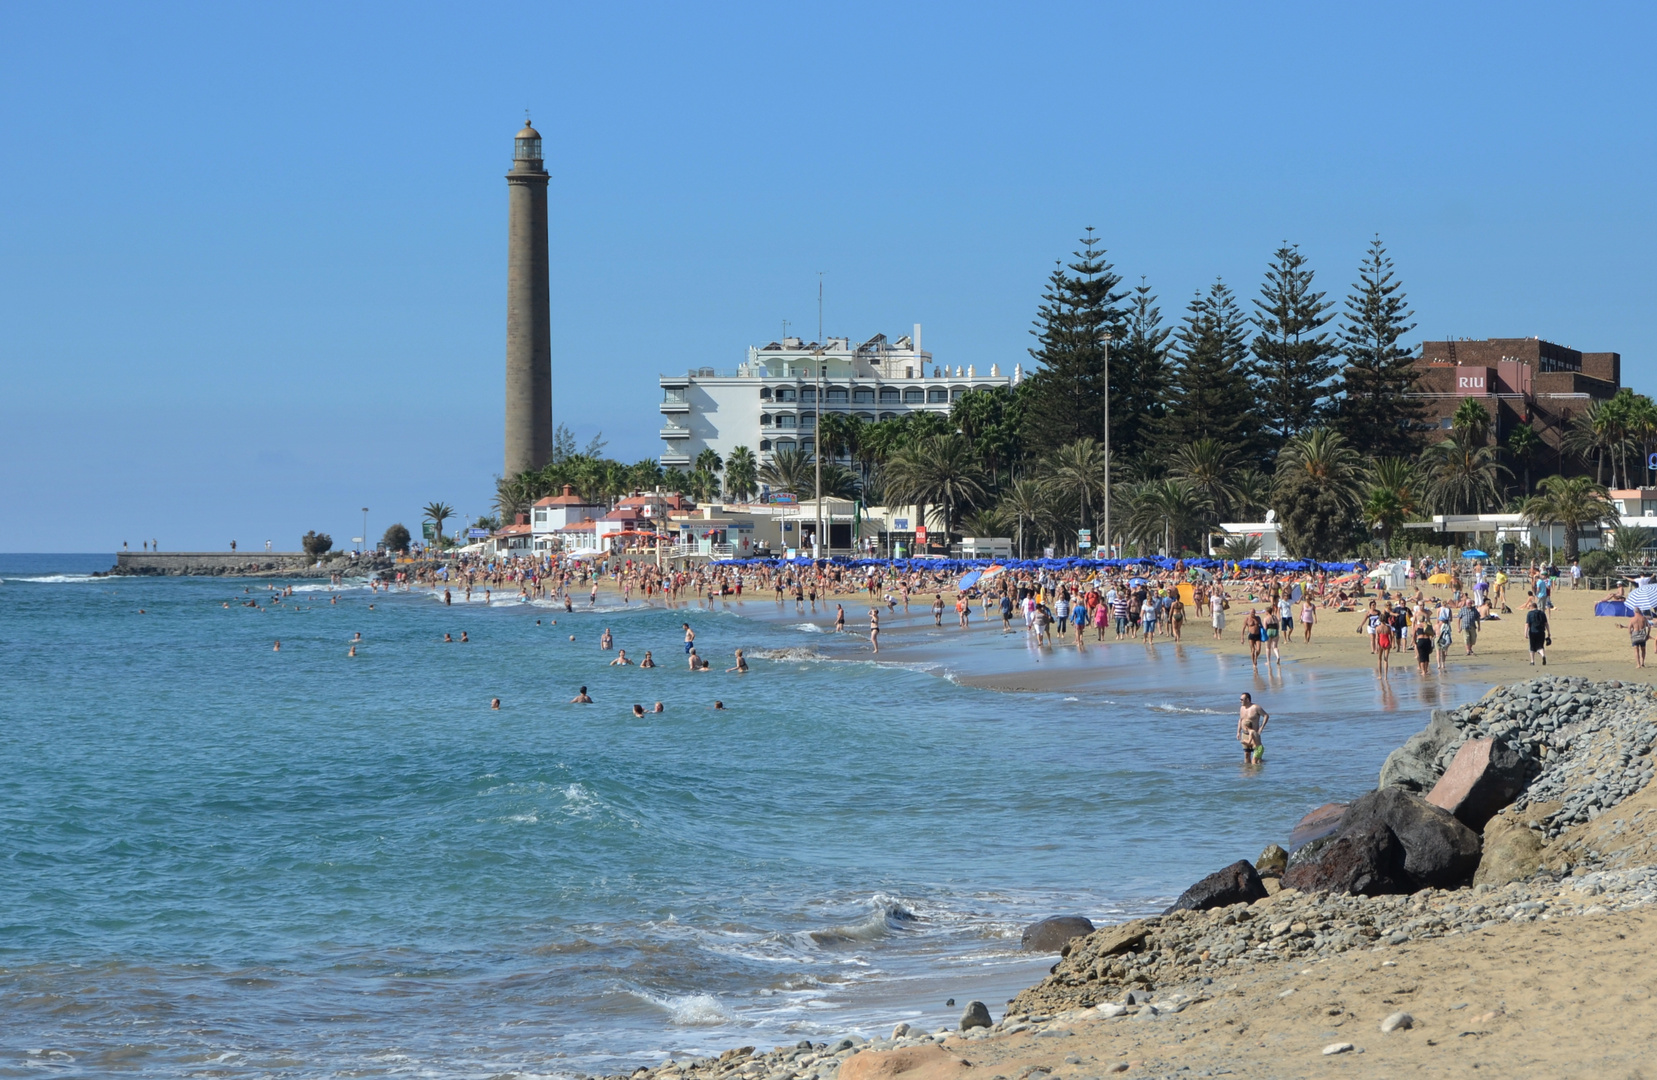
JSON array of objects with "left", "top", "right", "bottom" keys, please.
[
  {"left": 640, "top": 651, "right": 656, "bottom": 668},
  {"left": 610, "top": 649, "right": 632, "bottom": 666},
  {"left": 570, "top": 686, "right": 593, "bottom": 703},
  {"left": 491, "top": 697, "right": 501, "bottom": 710},
  {"left": 632, "top": 704, "right": 646, "bottom": 718},
  {"left": 726, "top": 648, "right": 748, "bottom": 674}
]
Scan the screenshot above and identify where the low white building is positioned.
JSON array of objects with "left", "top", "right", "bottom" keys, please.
[
  {"left": 658, "top": 326, "right": 1019, "bottom": 469},
  {"left": 530, "top": 486, "right": 603, "bottom": 552}
]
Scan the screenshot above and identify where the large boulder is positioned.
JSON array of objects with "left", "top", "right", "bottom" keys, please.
[
  {"left": 1255, "top": 844, "right": 1289, "bottom": 878},
  {"left": 1338, "top": 788, "right": 1482, "bottom": 889},
  {"left": 1473, "top": 813, "right": 1545, "bottom": 886},
  {"left": 1281, "top": 824, "right": 1410, "bottom": 896},
  {"left": 1288, "top": 803, "right": 1348, "bottom": 851},
  {"left": 1378, "top": 709, "right": 1462, "bottom": 793},
  {"left": 1162, "top": 860, "right": 1268, "bottom": 914},
  {"left": 1426, "top": 737, "right": 1531, "bottom": 831},
  {"left": 1020, "top": 915, "right": 1096, "bottom": 952}
]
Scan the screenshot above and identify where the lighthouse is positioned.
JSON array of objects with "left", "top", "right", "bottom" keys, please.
[{"left": 504, "top": 120, "right": 552, "bottom": 476}]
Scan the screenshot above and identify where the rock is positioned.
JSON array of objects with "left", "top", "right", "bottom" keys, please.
[
  {"left": 1255, "top": 844, "right": 1289, "bottom": 877},
  {"left": 1380, "top": 709, "right": 1462, "bottom": 792},
  {"left": 1426, "top": 738, "right": 1531, "bottom": 831},
  {"left": 1287, "top": 803, "right": 1348, "bottom": 851},
  {"left": 837, "top": 1045, "right": 971, "bottom": 1080},
  {"left": 1280, "top": 824, "right": 1410, "bottom": 896},
  {"left": 1380, "top": 1011, "right": 1414, "bottom": 1033},
  {"left": 1162, "top": 860, "right": 1269, "bottom": 914},
  {"left": 1080, "top": 921, "right": 1151, "bottom": 959},
  {"left": 1322, "top": 1042, "right": 1355, "bottom": 1055},
  {"left": 1338, "top": 788, "right": 1482, "bottom": 890},
  {"left": 720, "top": 1048, "right": 756, "bottom": 1063},
  {"left": 1021, "top": 916, "right": 1096, "bottom": 952},
  {"left": 890, "top": 1024, "right": 910, "bottom": 1039},
  {"left": 1095, "top": 1002, "right": 1129, "bottom": 1017},
  {"left": 958, "top": 1001, "right": 991, "bottom": 1030},
  {"left": 1473, "top": 812, "right": 1545, "bottom": 886}
]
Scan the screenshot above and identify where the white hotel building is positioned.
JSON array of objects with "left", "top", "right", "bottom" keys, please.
[{"left": 658, "top": 325, "right": 1019, "bottom": 468}]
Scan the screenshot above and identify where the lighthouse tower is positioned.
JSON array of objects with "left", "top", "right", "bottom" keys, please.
[{"left": 504, "top": 120, "right": 552, "bottom": 476}]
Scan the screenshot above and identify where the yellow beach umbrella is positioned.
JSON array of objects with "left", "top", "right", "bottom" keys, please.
[{"left": 1427, "top": 572, "right": 1454, "bottom": 584}]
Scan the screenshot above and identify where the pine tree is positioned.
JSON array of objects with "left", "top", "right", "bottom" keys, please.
[
  {"left": 1252, "top": 243, "right": 1337, "bottom": 444},
  {"left": 1333, "top": 236, "right": 1423, "bottom": 457},
  {"left": 1155, "top": 279, "right": 1262, "bottom": 464},
  {"left": 1111, "top": 277, "right": 1172, "bottom": 464},
  {"left": 1022, "top": 228, "right": 1129, "bottom": 454}
]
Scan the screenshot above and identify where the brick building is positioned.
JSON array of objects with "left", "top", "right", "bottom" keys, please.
[{"left": 1411, "top": 337, "right": 1621, "bottom": 458}]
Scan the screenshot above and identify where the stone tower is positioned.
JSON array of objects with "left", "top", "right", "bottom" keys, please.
[{"left": 504, "top": 120, "right": 552, "bottom": 476}]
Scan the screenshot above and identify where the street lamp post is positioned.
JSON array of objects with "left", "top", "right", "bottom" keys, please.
[
  {"left": 1101, "top": 332, "right": 1112, "bottom": 559},
  {"left": 362, "top": 508, "right": 369, "bottom": 554}
]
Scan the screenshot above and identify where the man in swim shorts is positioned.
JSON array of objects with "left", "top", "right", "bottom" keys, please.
[{"left": 1237, "top": 692, "right": 1268, "bottom": 763}]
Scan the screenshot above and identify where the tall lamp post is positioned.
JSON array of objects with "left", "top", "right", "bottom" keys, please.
[
  {"left": 1101, "top": 332, "right": 1112, "bottom": 559},
  {"left": 362, "top": 507, "right": 369, "bottom": 554}
]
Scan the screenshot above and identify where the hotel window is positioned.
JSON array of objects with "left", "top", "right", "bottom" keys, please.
[
  {"left": 799, "top": 412, "right": 815, "bottom": 429},
  {"left": 760, "top": 413, "right": 772, "bottom": 426},
  {"left": 853, "top": 387, "right": 874, "bottom": 403},
  {"left": 825, "top": 387, "right": 848, "bottom": 403},
  {"left": 800, "top": 437, "right": 814, "bottom": 451},
  {"left": 776, "top": 439, "right": 797, "bottom": 452},
  {"left": 801, "top": 386, "right": 816, "bottom": 402},
  {"left": 903, "top": 388, "right": 924, "bottom": 403},
  {"left": 879, "top": 411, "right": 897, "bottom": 421},
  {"left": 856, "top": 411, "right": 876, "bottom": 422},
  {"left": 759, "top": 386, "right": 773, "bottom": 400},
  {"left": 776, "top": 414, "right": 796, "bottom": 428},
  {"left": 879, "top": 387, "right": 900, "bottom": 403},
  {"left": 951, "top": 387, "right": 967, "bottom": 401},
  {"left": 927, "top": 387, "right": 948, "bottom": 403},
  {"left": 777, "top": 387, "right": 796, "bottom": 402},
  {"left": 760, "top": 439, "right": 772, "bottom": 451}
]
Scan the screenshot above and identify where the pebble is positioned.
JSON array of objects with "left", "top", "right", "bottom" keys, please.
[
  {"left": 1380, "top": 1011, "right": 1413, "bottom": 1033},
  {"left": 1322, "top": 1042, "right": 1355, "bottom": 1056}
]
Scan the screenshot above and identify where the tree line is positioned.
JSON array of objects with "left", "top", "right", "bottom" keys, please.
[{"left": 476, "top": 232, "right": 1654, "bottom": 563}]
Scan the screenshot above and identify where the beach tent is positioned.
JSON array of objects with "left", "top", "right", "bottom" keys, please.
[{"left": 1596, "top": 600, "right": 1635, "bottom": 617}]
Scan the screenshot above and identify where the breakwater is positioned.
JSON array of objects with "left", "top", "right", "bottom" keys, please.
[{"left": 109, "top": 551, "right": 386, "bottom": 576}]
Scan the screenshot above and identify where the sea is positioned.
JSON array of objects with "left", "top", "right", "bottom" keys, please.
[{"left": 0, "top": 554, "right": 1486, "bottom": 1078}]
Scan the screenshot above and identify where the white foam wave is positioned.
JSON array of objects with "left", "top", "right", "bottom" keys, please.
[
  {"left": 288, "top": 582, "right": 369, "bottom": 593},
  {"left": 634, "top": 990, "right": 737, "bottom": 1026},
  {"left": 4, "top": 574, "right": 97, "bottom": 583},
  {"left": 1151, "top": 703, "right": 1225, "bottom": 715},
  {"left": 790, "top": 622, "right": 826, "bottom": 633}
]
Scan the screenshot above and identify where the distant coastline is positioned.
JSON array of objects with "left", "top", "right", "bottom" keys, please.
[{"left": 104, "top": 550, "right": 392, "bottom": 578}]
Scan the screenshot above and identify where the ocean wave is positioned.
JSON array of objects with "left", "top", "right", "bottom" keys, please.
[
  {"left": 631, "top": 990, "right": 737, "bottom": 1026},
  {"left": 288, "top": 582, "right": 368, "bottom": 593},
  {"left": 806, "top": 899, "right": 918, "bottom": 947},
  {"left": 1151, "top": 703, "right": 1226, "bottom": 715},
  {"left": 4, "top": 574, "right": 98, "bottom": 583},
  {"left": 790, "top": 623, "right": 825, "bottom": 633},
  {"left": 750, "top": 647, "right": 825, "bottom": 662}
]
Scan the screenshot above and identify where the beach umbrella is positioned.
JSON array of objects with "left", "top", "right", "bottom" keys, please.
[
  {"left": 1628, "top": 584, "right": 1657, "bottom": 612},
  {"left": 955, "top": 569, "right": 983, "bottom": 591},
  {"left": 1428, "top": 573, "right": 1454, "bottom": 585},
  {"left": 1462, "top": 549, "right": 1489, "bottom": 559}
]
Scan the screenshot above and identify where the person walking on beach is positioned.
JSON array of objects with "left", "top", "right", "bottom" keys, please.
[
  {"left": 1524, "top": 598, "right": 1550, "bottom": 665},
  {"left": 1211, "top": 590, "right": 1226, "bottom": 639},
  {"left": 1458, "top": 596, "right": 1480, "bottom": 655},
  {"left": 1237, "top": 693, "right": 1268, "bottom": 764},
  {"left": 1000, "top": 592, "right": 1014, "bottom": 633},
  {"left": 869, "top": 607, "right": 881, "bottom": 653},
  {"left": 1413, "top": 614, "right": 1435, "bottom": 676},
  {"left": 1626, "top": 608, "right": 1650, "bottom": 668},
  {"left": 932, "top": 594, "right": 945, "bottom": 626},
  {"left": 1299, "top": 596, "right": 1316, "bottom": 642},
  {"left": 1241, "top": 610, "right": 1263, "bottom": 672},
  {"left": 1374, "top": 613, "right": 1393, "bottom": 678}
]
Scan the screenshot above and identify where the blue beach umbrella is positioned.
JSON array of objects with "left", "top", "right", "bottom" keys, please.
[
  {"left": 1462, "top": 549, "right": 1489, "bottom": 559},
  {"left": 956, "top": 569, "right": 983, "bottom": 591}
]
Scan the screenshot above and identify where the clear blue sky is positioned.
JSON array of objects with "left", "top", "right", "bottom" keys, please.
[{"left": 2, "top": 1, "right": 1653, "bottom": 552}]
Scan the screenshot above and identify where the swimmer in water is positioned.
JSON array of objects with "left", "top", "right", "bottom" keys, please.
[
  {"left": 347, "top": 644, "right": 356, "bottom": 657},
  {"left": 726, "top": 648, "right": 748, "bottom": 674},
  {"left": 444, "top": 633, "right": 453, "bottom": 642},
  {"left": 460, "top": 631, "right": 468, "bottom": 642},
  {"left": 640, "top": 651, "right": 656, "bottom": 668},
  {"left": 652, "top": 702, "right": 664, "bottom": 713},
  {"left": 570, "top": 686, "right": 593, "bottom": 704},
  {"left": 632, "top": 704, "right": 646, "bottom": 718},
  {"left": 491, "top": 697, "right": 501, "bottom": 710},
  {"left": 600, "top": 628, "right": 614, "bottom": 650},
  {"left": 352, "top": 632, "right": 362, "bottom": 642},
  {"left": 610, "top": 649, "right": 632, "bottom": 666},
  {"left": 273, "top": 640, "right": 281, "bottom": 652},
  {"left": 713, "top": 700, "right": 725, "bottom": 710}
]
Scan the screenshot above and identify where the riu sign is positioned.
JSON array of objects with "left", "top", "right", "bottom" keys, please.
[{"left": 1456, "top": 367, "right": 1493, "bottom": 395}]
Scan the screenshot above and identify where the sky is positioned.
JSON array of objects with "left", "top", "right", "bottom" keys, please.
[{"left": 2, "top": 1, "right": 1654, "bottom": 552}]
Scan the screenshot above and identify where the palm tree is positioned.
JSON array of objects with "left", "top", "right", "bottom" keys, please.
[
  {"left": 883, "top": 434, "right": 988, "bottom": 541},
  {"left": 693, "top": 448, "right": 723, "bottom": 499},
  {"left": 1043, "top": 437, "right": 1110, "bottom": 549},
  {"left": 1167, "top": 437, "right": 1241, "bottom": 521},
  {"left": 999, "top": 475, "right": 1050, "bottom": 558},
  {"left": 1506, "top": 423, "right": 1543, "bottom": 496},
  {"left": 1520, "top": 474, "right": 1619, "bottom": 562},
  {"left": 1126, "top": 478, "right": 1209, "bottom": 555},
  {"left": 1362, "top": 457, "right": 1420, "bottom": 556},
  {"left": 1563, "top": 399, "right": 1622, "bottom": 485},
  {"left": 960, "top": 505, "right": 1013, "bottom": 540},
  {"left": 1230, "top": 469, "right": 1273, "bottom": 520},
  {"left": 724, "top": 446, "right": 758, "bottom": 501},
  {"left": 758, "top": 448, "right": 816, "bottom": 496},
  {"left": 1271, "top": 427, "right": 1365, "bottom": 561},
  {"left": 1451, "top": 397, "right": 1492, "bottom": 446},
  {"left": 1276, "top": 428, "right": 1365, "bottom": 506},
  {"left": 422, "top": 501, "right": 454, "bottom": 547},
  {"left": 1610, "top": 524, "right": 1657, "bottom": 565},
  {"left": 1419, "top": 428, "right": 1509, "bottom": 515},
  {"left": 817, "top": 413, "right": 864, "bottom": 466},
  {"left": 1625, "top": 393, "right": 1657, "bottom": 488},
  {"left": 1219, "top": 534, "right": 1262, "bottom": 562},
  {"left": 492, "top": 474, "right": 534, "bottom": 524}
]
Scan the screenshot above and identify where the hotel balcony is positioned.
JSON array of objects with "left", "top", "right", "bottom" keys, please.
[
  {"left": 659, "top": 424, "right": 691, "bottom": 440},
  {"left": 660, "top": 450, "right": 691, "bottom": 467}
]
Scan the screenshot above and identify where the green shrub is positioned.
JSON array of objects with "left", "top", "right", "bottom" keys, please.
[
  {"left": 1578, "top": 549, "right": 1615, "bottom": 577},
  {"left": 381, "top": 523, "right": 412, "bottom": 554},
  {"left": 301, "top": 530, "right": 333, "bottom": 558}
]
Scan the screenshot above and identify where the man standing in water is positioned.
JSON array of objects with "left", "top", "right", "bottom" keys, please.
[{"left": 1237, "top": 692, "right": 1268, "bottom": 764}]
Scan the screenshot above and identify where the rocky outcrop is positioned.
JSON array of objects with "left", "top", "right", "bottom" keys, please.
[
  {"left": 1379, "top": 708, "right": 1462, "bottom": 792},
  {"left": 1163, "top": 860, "right": 1268, "bottom": 914},
  {"left": 1254, "top": 844, "right": 1288, "bottom": 877},
  {"left": 1281, "top": 824, "right": 1410, "bottom": 896},
  {"left": 1020, "top": 916, "right": 1095, "bottom": 952},
  {"left": 1473, "top": 810, "right": 1547, "bottom": 886},
  {"left": 1338, "top": 788, "right": 1482, "bottom": 890},
  {"left": 1427, "top": 737, "right": 1530, "bottom": 831}
]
